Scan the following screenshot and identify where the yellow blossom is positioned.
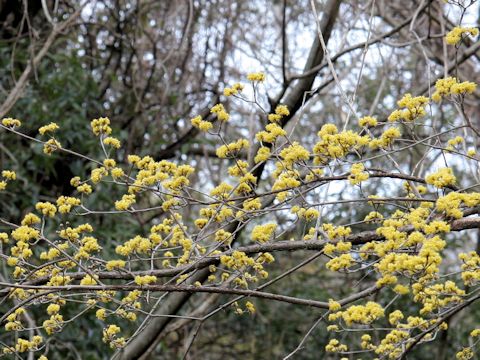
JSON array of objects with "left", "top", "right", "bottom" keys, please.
[
  {"left": 103, "top": 136, "right": 121, "bottom": 148},
  {"left": 106, "top": 260, "right": 126, "bottom": 271},
  {"left": 134, "top": 275, "right": 157, "bottom": 285},
  {"left": 254, "top": 147, "right": 271, "bottom": 163},
  {"left": 358, "top": 116, "right": 377, "bottom": 127},
  {"left": 247, "top": 72, "right": 265, "bottom": 82},
  {"left": 43, "top": 139, "right": 62, "bottom": 155},
  {"left": 91, "top": 117, "right": 112, "bottom": 136},
  {"left": 38, "top": 122, "right": 60, "bottom": 135},
  {"left": 210, "top": 103, "right": 229, "bottom": 122},
  {"left": 2, "top": 170, "right": 16, "bottom": 180},
  {"left": 425, "top": 167, "right": 456, "bottom": 188},
  {"left": 251, "top": 223, "right": 276, "bottom": 243},
  {"left": 445, "top": 26, "right": 479, "bottom": 45},
  {"left": 191, "top": 115, "right": 213, "bottom": 131},
  {"left": 2, "top": 117, "right": 21, "bottom": 127},
  {"left": 35, "top": 202, "right": 57, "bottom": 217}
]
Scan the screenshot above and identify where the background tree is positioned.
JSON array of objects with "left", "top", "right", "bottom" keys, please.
[{"left": 1, "top": 0, "right": 480, "bottom": 359}]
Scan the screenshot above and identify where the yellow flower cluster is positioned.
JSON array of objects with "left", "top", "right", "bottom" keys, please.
[
  {"left": 191, "top": 115, "right": 213, "bottom": 132},
  {"left": 219, "top": 250, "right": 270, "bottom": 283},
  {"left": 40, "top": 245, "right": 62, "bottom": 261},
  {"left": 116, "top": 307, "right": 137, "bottom": 322},
  {"left": 313, "top": 124, "right": 370, "bottom": 164},
  {"left": 445, "top": 26, "right": 479, "bottom": 45},
  {"left": 80, "top": 274, "right": 98, "bottom": 285},
  {"left": 235, "top": 172, "right": 257, "bottom": 196},
  {"left": 293, "top": 207, "right": 319, "bottom": 221},
  {"left": 432, "top": 77, "right": 477, "bottom": 102},
  {"left": 91, "top": 117, "right": 112, "bottom": 136},
  {"left": 1, "top": 117, "right": 21, "bottom": 127},
  {"left": 328, "top": 299, "right": 342, "bottom": 311},
  {"left": 223, "top": 83, "right": 244, "bottom": 96},
  {"left": 56, "top": 196, "right": 81, "bottom": 214},
  {"left": 36, "top": 201, "right": 57, "bottom": 217},
  {"left": 325, "top": 339, "right": 348, "bottom": 353},
  {"left": 2, "top": 170, "right": 15, "bottom": 180},
  {"left": 360, "top": 334, "right": 374, "bottom": 350},
  {"left": 75, "top": 235, "right": 102, "bottom": 260},
  {"left": 358, "top": 115, "right": 377, "bottom": 127},
  {"left": 211, "top": 103, "right": 229, "bottom": 122},
  {"left": 216, "top": 139, "right": 249, "bottom": 158},
  {"left": 103, "top": 159, "right": 116, "bottom": 169},
  {"left": 322, "top": 223, "right": 351, "bottom": 240},
  {"left": 375, "top": 329, "right": 410, "bottom": 358},
  {"left": 47, "top": 303, "right": 61, "bottom": 315},
  {"left": 374, "top": 233, "right": 446, "bottom": 281},
  {"left": 76, "top": 181, "right": 93, "bottom": 194},
  {"left": 256, "top": 123, "right": 287, "bottom": 143},
  {"left": 254, "top": 146, "right": 271, "bottom": 163},
  {"left": 43, "top": 314, "right": 63, "bottom": 334},
  {"left": 111, "top": 167, "right": 125, "bottom": 179},
  {"left": 121, "top": 290, "right": 142, "bottom": 309},
  {"left": 388, "top": 309, "right": 404, "bottom": 325},
  {"left": 325, "top": 253, "right": 354, "bottom": 271},
  {"left": 220, "top": 251, "right": 252, "bottom": 270},
  {"left": 416, "top": 281, "right": 464, "bottom": 315},
  {"left": 251, "top": 223, "right": 276, "bottom": 243},
  {"left": 268, "top": 104, "right": 290, "bottom": 122},
  {"left": 47, "top": 274, "right": 72, "bottom": 286},
  {"left": 271, "top": 169, "right": 301, "bottom": 201},
  {"left": 369, "top": 127, "right": 401, "bottom": 149},
  {"left": 459, "top": 251, "right": 480, "bottom": 285},
  {"left": 38, "top": 122, "right": 59, "bottom": 135},
  {"left": 456, "top": 348, "right": 474, "bottom": 360},
  {"left": 91, "top": 167, "right": 108, "bottom": 183},
  {"left": 247, "top": 72, "right": 266, "bottom": 82},
  {"left": 4, "top": 307, "right": 25, "bottom": 331},
  {"left": 329, "top": 301, "right": 384, "bottom": 326},
  {"left": 245, "top": 301, "right": 255, "bottom": 314},
  {"left": 304, "top": 168, "right": 324, "bottom": 182},
  {"left": 115, "top": 156, "right": 183, "bottom": 194},
  {"left": 9, "top": 224, "right": 39, "bottom": 264},
  {"left": 134, "top": 275, "right": 157, "bottom": 285},
  {"left": 198, "top": 203, "right": 234, "bottom": 223},
  {"left": 324, "top": 241, "right": 352, "bottom": 256},
  {"left": 235, "top": 198, "right": 262, "bottom": 219},
  {"left": 0, "top": 170, "right": 16, "bottom": 191},
  {"left": 106, "top": 259, "right": 126, "bottom": 271},
  {"left": 447, "top": 136, "right": 464, "bottom": 151},
  {"left": 425, "top": 167, "right": 456, "bottom": 188},
  {"left": 115, "top": 194, "right": 136, "bottom": 211},
  {"left": 103, "top": 136, "right": 121, "bottom": 148},
  {"left": 0, "top": 233, "right": 8, "bottom": 243},
  {"left": 364, "top": 211, "right": 383, "bottom": 222},
  {"left": 388, "top": 93, "right": 429, "bottom": 122},
  {"left": 228, "top": 160, "right": 248, "bottom": 177},
  {"left": 43, "top": 138, "right": 62, "bottom": 155},
  {"left": 215, "top": 229, "right": 233, "bottom": 244},
  {"left": 210, "top": 182, "right": 233, "bottom": 199},
  {"left": 348, "top": 163, "right": 369, "bottom": 185},
  {"left": 59, "top": 223, "right": 93, "bottom": 241},
  {"left": 279, "top": 142, "right": 310, "bottom": 168},
  {"left": 6, "top": 336, "right": 43, "bottom": 353},
  {"left": 116, "top": 235, "right": 152, "bottom": 256},
  {"left": 102, "top": 324, "right": 125, "bottom": 349},
  {"left": 96, "top": 308, "right": 107, "bottom": 321}
]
